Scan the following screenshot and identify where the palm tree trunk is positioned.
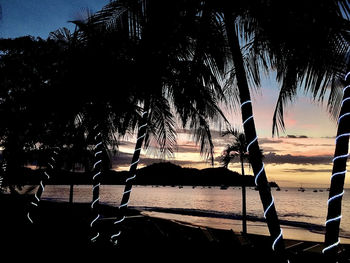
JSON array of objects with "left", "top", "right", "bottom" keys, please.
[
  {"left": 323, "top": 72, "right": 350, "bottom": 259},
  {"left": 69, "top": 183, "right": 74, "bottom": 204},
  {"left": 90, "top": 125, "right": 103, "bottom": 243},
  {"left": 26, "top": 148, "right": 58, "bottom": 224},
  {"left": 69, "top": 166, "right": 75, "bottom": 205},
  {"left": 110, "top": 105, "right": 149, "bottom": 245},
  {"left": 240, "top": 155, "right": 247, "bottom": 235},
  {"left": 224, "top": 11, "right": 286, "bottom": 260}
]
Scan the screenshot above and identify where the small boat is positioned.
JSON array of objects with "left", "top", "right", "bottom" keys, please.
[
  {"left": 298, "top": 185, "right": 305, "bottom": 192},
  {"left": 178, "top": 185, "right": 183, "bottom": 189},
  {"left": 313, "top": 189, "right": 318, "bottom": 193},
  {"left": 220, "top": 185, "right": 229, "bottom": 190}
]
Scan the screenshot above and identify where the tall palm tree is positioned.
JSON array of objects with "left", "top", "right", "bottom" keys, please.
[
  {"left": 74, "top": 0, "right": 230, "bottom": 245},
  {"left": 220, "top": 128, "right": 249, "bottom": 234},
  {"left": 208, "top": 1, "right": 350, "bottom": 260},
  {"left": 323, "top": 66, "right": 350, "bottom": 258},
  {"left": 220, "top": 11, "right": 287, "bottom": 259},
  {"left": 247, "top": 1, "right": 349, "bottom": 259},
  {"left": 221, "top": 128, "right": 265, "bottom": 235}
]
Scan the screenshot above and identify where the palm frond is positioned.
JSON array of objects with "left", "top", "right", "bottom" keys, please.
[
  {"left": 272, "top": 65, "right": 298, "bottom": 137},
  {"left": 144, "top": 97, "right": 177, "bottom": 158}
]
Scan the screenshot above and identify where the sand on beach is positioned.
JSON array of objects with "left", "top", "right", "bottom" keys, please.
[{"left": 0, "top": 195, "right": 349, "bottom": 262}]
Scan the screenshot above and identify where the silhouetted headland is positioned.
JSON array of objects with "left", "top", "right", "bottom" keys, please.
[{"left": 6, "top": 162, "right": 280, "bottom": 188}]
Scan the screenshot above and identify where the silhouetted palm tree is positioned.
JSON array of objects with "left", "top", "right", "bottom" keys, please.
[
  {"left": 74, "top": 0, "right": 229, "bottom": 245},
  {"left": 323, "top": 65, "right": 350, "bottom": 258},
  {"left": 246, "top": 2, "right": 349, "bottom": 259},
  {"left": 220, "top": 10, "right": 286, "bottom": 260},
  {"left": 211, "top": 1, "right": 350, "bottom": 260},
  {"left": 221, "top": 128, "right": 249, "bottom": 234},
  {"left": 221, "top": 128, "right": 264, "bottom": 235}
]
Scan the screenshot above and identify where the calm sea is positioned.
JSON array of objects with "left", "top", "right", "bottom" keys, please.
[{"left": 41, "top": 185, "right": 350, "bottom": 244}]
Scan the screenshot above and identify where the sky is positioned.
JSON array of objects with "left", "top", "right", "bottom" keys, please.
[{"left": 1, "top": 0, "right": 348, "bottom": 188}]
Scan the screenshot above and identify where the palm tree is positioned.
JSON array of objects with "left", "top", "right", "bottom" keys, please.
[
  {"left": 246, "top": 1, "right": 349, "bottom": 259},
  {"left": 323, "top": 66, "right": 350, "bottom": 258},
  {"left": 82, "top": 0, "right": 230, "bottom": 245},
  {"left": 220, "top": 128, "right": 249, "bottom": 234},
  {"left": 208, "top": 1, "right": 350, "bottom": 260},
  {"left": 221, "top": 128, "right": 265, "bottom": 235},
  {"left": 220, "top": 10, "right": 287, "bottom": 258}
]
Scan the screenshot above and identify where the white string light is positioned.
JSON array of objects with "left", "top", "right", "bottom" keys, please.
[
  {"left": 323, "top": 72, "right": 350, "bottom": 254},
  {"left": 241, "top": 100, "right": 286, "bottom": 257},
  {"left": 27, "top": 149, "right": 58, "bottom": 224},
  {"left": 110, "top": 111, "right": 147, "bottom": 245},
  {"left": 0, "top": 162, "right": 5, "bottom": 188},
  {"left": 327, "top": 191, "right": 345, "bottom": 205},
  {"left": 272, "top": 229, "right": 283, "bottom": 251},
  {"left": 323, "top": 239, "right": 341, "bottom": 254},
  {"left": 90, "top": 127, "right": 103, "bottom": 243},
  {"left": 345, "top": 72, "right": 350, "bottom": 81}
]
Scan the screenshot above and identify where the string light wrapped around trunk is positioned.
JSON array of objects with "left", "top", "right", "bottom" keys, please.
[
  {"left": 110, "top": 111, "right": 148, "bottom": 245},
  {"left": 27, "top": 148, "right": 59, "bottom": 224},
  {"left": 241, "top": 100, "right": 286, "bottom": 258},
  {"left": 90, "top": 125, "right": 103, "bottom": 243},
  {"left": 323, "top": 72, "right": 350, "bottom": 255}
]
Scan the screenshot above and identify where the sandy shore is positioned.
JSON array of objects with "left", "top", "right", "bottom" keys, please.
[
  {"left": 141, "top": 210, "right": 350, "bottom": 245},
  {"left": 0, "top": 194, "right": 349, "bottom": 262}
]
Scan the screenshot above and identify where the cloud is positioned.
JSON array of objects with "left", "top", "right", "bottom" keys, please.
[
  {"left": 111, "top": 150, "right": 205, "bottom": 169},
  {"left": 282, "top": 168, "right": 332, "bottom": 173},
  {"left": 177, "top": 128, "right": 224, "bottom": 139},
  {"left": 263, "top": 152, "right": 332, "bottom": 165},
  {"left": 213, "top": 151, "right": 333, "bottom": 165},
  {"left": 286, "top": 135, "right": 308, "bottom": 138},
  {"left": 259, "top": 138, "right": 284, "bottom": 144},
  {"left": 173, "top": 144, "right": 202, "bottom": 154}
]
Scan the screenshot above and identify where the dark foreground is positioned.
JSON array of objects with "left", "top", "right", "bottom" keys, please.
[{"left": 0, "top": 194, "right": 349, "bottom": 262}]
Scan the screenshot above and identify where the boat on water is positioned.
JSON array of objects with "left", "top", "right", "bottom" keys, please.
[
  {"left": 220, "top": 185, "right": 229, "bottom": 190},
  {"left": 298, "top": 186, "right": 305, "bottom": 192}
]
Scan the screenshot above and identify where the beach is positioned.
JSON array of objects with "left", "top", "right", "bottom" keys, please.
[
  {"left": 39, "top": 185, "right": 350, "bottom": 243},
  {"left": 0, "top": 193, "right": 349, "bottom": 262}
]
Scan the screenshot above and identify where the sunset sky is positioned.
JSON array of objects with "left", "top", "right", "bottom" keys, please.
[{"left": 1, "top": 0, "right": 349, "bottom": 188}]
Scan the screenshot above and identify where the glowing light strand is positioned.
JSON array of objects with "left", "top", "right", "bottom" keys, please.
[
  {"left": 110, "top": 111, "right": 148, "bottom": 245},
  {"left": 345, "top": 72, "right": 350, "bottom": 82},
  {"left": 323, "top": 239, "right": 340, "bottom": 254},
  {"left": 241, "top": 100, "right": 285, "bottom": 256},
  {"left": 327, "top": 190, "right": 345, "bottom": 205},
  {"left": 0, "top": 162, "right": 5, "bottom": 189},
  {"left": 272, "top": 230, "right": 283, "bottom": 251},
  {"left": 90, "top": 127, "right": 103, "bottom": 243},
  {"left": 27, "top": 149, "right": 58, "bottom": 224},
  {"left": 323, "top": 72, "right": 350, "bottom": 254}
]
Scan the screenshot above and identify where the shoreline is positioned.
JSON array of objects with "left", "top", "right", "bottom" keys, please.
[
  {"left": 1, "top": 195, "right": 349, "bottom": 262},
  {"left": 132, "top": 206, "right": 350, "bottom": 244},
  {"left": 140, "top": 210, "right": 350, "bottom": 245}
]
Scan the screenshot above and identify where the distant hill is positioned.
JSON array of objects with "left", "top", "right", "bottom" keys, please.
[{"left": 10, "top": 162, "right": 279, "bottom": 188}]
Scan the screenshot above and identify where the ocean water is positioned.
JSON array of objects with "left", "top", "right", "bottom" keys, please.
[{"left": 41, "top": 185, "right": 350, "bottom": 243}]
